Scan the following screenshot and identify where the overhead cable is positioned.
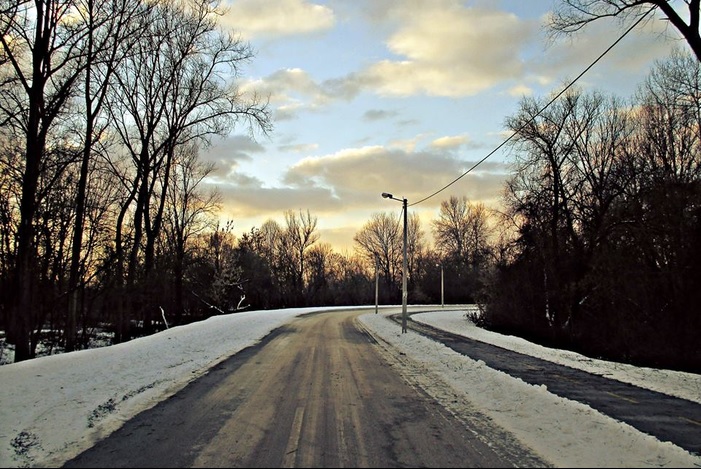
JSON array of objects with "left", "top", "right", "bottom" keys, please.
[{"left": 409, "top": 6, "right": 657, "bottom": 207}]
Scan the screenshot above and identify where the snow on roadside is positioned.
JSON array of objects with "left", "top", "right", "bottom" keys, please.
[{"left": 358, "top": 311, "right": 701, "bottom": 468}]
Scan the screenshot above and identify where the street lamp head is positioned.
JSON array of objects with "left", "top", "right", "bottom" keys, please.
[{"left": 381, "top": 192, "right": 393, "bottom": 199}]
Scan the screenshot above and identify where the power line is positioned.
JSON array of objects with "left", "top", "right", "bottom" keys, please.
[{"left": 409, "top": 6, "right": 657, "bottom": 208}]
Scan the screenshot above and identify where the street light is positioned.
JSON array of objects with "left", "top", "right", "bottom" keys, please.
[{"left": 382, "top": 192, "right": 408, "bottom": 333}]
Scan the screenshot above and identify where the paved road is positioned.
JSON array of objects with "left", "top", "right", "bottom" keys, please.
[
  {"left": 399, "top": 313, "right": 701, "bottom": 456},
  {"left": 63, "top": 309, "right": 547, "bottom": 468}
]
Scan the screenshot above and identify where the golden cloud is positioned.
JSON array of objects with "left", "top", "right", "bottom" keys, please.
[
  {"left": 430, "top": 135, "right": 469, "bottom": 149},
  {"left": 357, "top": 3, "right": 536, "bottom": 97},
  {"left": 220, "top": 0, "right": 335, "bottom": 38}
]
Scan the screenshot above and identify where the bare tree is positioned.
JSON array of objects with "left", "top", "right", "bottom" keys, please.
[
  {"left": 142, "top": 0, "right": 271, "bottom": 277},
  {"left": 619, "top": 50, "right": 701, "bottom": 365},
  {"left": 500, "top": 87, "right": 633, "bottom": 337},
  {"left": 353, "top": 211, "right": 425, "bottom": 302},
  {"left": 633, "top": 48, "right": 701, "bottom": 184},
  {"left": 198, "top": 220, "right": 242, "bottom": 314},
  {"left": 432, "top": 195, "right": 492, "bottom": 266},
  {"left": 549, "top": 0, "right": 701, "bottom": 61},
  {"left": 258, "top": 218, "right": 283, "bottom": 268},
  {"left": 280, "top": 209, "right": 320, "bottom": 305},
  {"left": 430, "top": 195, "right": 493, "bottom": 304},
  {"left": 104, "top": 0, "right": 271, "bottom": 341},
  {"left": 163, "top": 143, "right": 220, "bottom": 324},
  {"left": 326, "top": 252, "right": 374, "bottom": 305},
  {"left": 0, "top": 0, "right": 91, "bottom": 361},
  {"left": 305, "top": 242, "right": 334, "bottom": 305},
  {"left": 233, "top": 221, "right": 285, "bottom": 308},
  {"left": 0, "top": 131, "right": 22, "bottom": 323},
  {"left": 354, "top": 212, "right": 402, "bottom": 293},
  {"left": 406, "top": 211, "right": 426, "bottom": 288},
  {"left": 65, "top": 0, "right": 149, "bottom": 351},
  {"left": 239, "top": 211, "right": 320, "bottom": 307}
]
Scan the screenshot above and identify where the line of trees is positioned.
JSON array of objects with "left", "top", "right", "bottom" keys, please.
[
  {"left": 482, "top": 49, "right": 701, "bottom": 372},
  {"left": 190, "top": 201, "right": 495, "bottom": 313},
  {"left": 0, "top": 0, "right": 271, "bottom": 362}
]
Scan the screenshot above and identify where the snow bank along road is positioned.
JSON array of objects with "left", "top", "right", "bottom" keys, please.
[{"left": 398, "top": 313, "right": 701, "bottom": 456}]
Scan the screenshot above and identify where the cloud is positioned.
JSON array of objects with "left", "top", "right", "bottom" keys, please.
[
  {"left": 241, "top": 69, "right": 350, "bottom": 121},
  {"left": 430, "top": 135, "right": 468, "bottom": 150},
  {"left": 237, "top": 1, "right": 681, "bottom": 126},
  {"left": 282, "top": 144, "right": 508, "bottom": 207},
  {"left": 363, "top": 109, "right": 399, "bottom": 121},
  {"left": 215, "top": 182, "right": 342, "bottom": 215},
  {"left": 205, "top": 1, "right": 689, "bottom": 250},
  {"left": 506, "top": 84, "right": 534, "bottom": 98},
  {"left": 207, "top": 141, "right": 508, "bottom": 219},
  {"left": 220, "top": 0, "right": 335, "bottom": 39},
  {"left": 205, "top": 139, "right": 510, "bottom": 248},
  {"left": 277, "top": 142, "right": 319, "bottom": 153},
  {"left": 199, "top": 135, "right": 265, "bottom": 177},
  {"left": 240, "top": 68, "right": 321, "bottom": 107},
  {"left": 429, "top": 135, "right": 485, "bottom": 151},
  {"left": 238, "top": 2, "right": 540, "bottom": 121},
  {"left": 387, "top": 134, "right": 430, "bottom": 152},
  {"left": 351, "top": 2, "right": 537, "bottom": 97}
]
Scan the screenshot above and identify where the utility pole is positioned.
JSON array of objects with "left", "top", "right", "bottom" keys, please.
[
  {"left": 382, "top": 192, "right": 409, "bottom": 333},
  {"left": 401, "top": 197, "right": 407, "bottom": 332}
]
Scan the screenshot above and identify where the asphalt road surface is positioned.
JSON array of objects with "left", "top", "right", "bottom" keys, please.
[{"left": 63, "top": 309, "right": 547, "bottom": 468}]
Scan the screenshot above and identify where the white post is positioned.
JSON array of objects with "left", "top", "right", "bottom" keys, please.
[
  {"left": 441, "top": 265, "right": 444, "bottom": 308},
  {"left": 375, "top": 256, "right": 379, "bottom": 314}
]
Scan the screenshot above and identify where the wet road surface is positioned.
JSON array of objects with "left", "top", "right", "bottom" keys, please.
[{"left": 63, "top": 309, "right": 546, "bottom": 468}]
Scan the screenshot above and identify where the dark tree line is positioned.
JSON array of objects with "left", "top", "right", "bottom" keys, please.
[
  {"left": 0, "top": 0, "right": 271, "bottom": 362},
  {"left": 478, "top": 0, "right": 701, "bottom": 373},
  {"left": 482, "top": 50, "right": 701, "bottom": 372}
]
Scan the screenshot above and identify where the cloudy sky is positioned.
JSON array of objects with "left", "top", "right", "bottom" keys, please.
[{"left": 201, "top": 0, "right": 682, "bottom": 251}]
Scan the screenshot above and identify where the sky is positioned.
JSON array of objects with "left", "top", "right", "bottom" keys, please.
[
  {"left": 198, "top": 0, "right": 685, "bottom": 251},
  {"left": 1, "top": 306, "right": 700, "bottom": 468}
]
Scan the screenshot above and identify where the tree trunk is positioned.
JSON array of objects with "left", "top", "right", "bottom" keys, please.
[
  {"left": 12, "top": 109, "right": 44, "bottom": 362},
  {"left": 66, "top": 108, "right": 93, "bottom": 353}
]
